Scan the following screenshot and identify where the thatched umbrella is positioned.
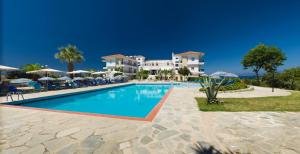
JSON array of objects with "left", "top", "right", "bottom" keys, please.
[{"left": 0, "top": 65, "right": 19, "bottom": 82}]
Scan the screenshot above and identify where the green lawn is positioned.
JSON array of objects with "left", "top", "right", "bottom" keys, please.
[{"left": 196, "top": 91, "right": 300, "bottom": 112}]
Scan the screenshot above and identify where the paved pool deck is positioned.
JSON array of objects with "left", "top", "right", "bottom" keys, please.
[{"left": 0, "top": 82, "right": 299, "bottom": 154}]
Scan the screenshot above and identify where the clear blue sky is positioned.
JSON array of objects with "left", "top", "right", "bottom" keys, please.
[{"left": 1, "top": 0, "right": 300, "bottom": 74}]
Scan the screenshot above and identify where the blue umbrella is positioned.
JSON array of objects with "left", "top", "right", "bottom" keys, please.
[
  {"left": 95, "top": 77, "right": 103, "bottom": 80},
  {"left": 10, "top": 78, "right": 32, "bottom": 84},
  {"left": 38, "top": 77, "right": 55, "bottom": 81},
  {"left": 57, "top": 76, "right": 72, "bottom": 81},
  {"left": 210, "top": 71, "right": 239, "bottom": 78},
  {"left": 72, "top": 77, "right": 84, "bottom": 81},
  {"left": 85, "top": 77, "right": 94, "bottom": 80}
]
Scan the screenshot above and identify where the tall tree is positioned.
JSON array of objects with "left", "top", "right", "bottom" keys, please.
[
  {"left": 263, "top": 46, "right": 286, "bottom": 92},
  {"left": 136, "top": 69, "right": 149, "bottom": 80},
  {"left": 21, "top": 63, "right": 43, "bottom": 72},
  {"left": 281, "top": 67, "right": 300, "bottom": 90},
  {"left": 54, "top": 44, "right": 85, "bottom": 72},
  {"left": 161, "top": 70, "right": 169, "bottom": 80},
  {"left": 242, "top": 43, "right": 268, "bottom": 84},
  {"left": 20, "top": 63, "right": 43, "bottom": 80},
  {"left": 178, "top": 67, "right": 191, "bottom": 81}
]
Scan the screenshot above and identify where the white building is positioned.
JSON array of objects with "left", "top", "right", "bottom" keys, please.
[
  {"left": 102, "top": 51, "right": 204, "bottom": 80},
  {"left": 142, "top": 60, "right": 174, "bottom": 75},
  {"left": 129, "top": 55, "right": 145, "bottom": 70},
  {"left": 102, "top": 54, "right": 138, "bottom": 78},
  {"left": 173, "top": 51, "right": 205, "bottom": 76}
]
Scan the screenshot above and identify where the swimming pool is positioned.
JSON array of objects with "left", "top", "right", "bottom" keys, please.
[{"left": 15, "top": 84, "right": 172, "bottom": 120}]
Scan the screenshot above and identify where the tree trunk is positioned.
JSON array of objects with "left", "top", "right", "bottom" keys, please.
[
  {"left": 272, "top": 71, "right": 275, "bottom": 92},
  {"left": 254, "top": 70, "right": 260, "bottom": 84},
  {"left": 67, "top": 62, "right": 74, "bottom": 78}
]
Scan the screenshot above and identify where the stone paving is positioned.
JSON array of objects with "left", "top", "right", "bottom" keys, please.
[{"left": 0, "top": 84, "right": 300, "bottom": 154}]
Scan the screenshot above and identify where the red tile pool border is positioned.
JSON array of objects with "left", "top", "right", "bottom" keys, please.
[{"left": 0, "top": 87, "right": 173, "bottom": 122}]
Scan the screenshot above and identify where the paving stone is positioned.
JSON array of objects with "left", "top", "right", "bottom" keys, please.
[
  {"left": 122, "top": 148, "right": 133, "bottom": 154},
  {"left": 80, "top": 135, "right": 104, "bottom": 153},
  {"left": 152, "top": 124, "right": 167, "bottom": 131},
  {"left": 136, "top": 147, "right": 150, "bottom": 154},
  {"left": 180, "top": 133, "right": 191, "bottom": 142},
  {"left": 56, "top": 127, "right": 81, "bottom": 138},
  {"left": 175, "top": 150, "right": 185, "bottom": 154},
  {"left": 157, "top": 130, "right": 179, "bottom": 140},
  {"left": 140, "top": 136, "right": 153, "bottom": 145},
  {"left": 10, "top": 133, "right": 32, "bottom": 147},
  {"left": 57, "top": 143, "right": 78, "bottom": 154},
  {"left": 149, "top": 142, "right": 164, "bottom": 149},
  {"left": 280, "top": 149, "right": 299, "bottom": 154},
  {"left": 44, "top": 137, "right": 75, "bottom": 152},
  {"left": 2, "top": 146, "right": 29, "bottom": 154},
  {"left": 119, "top": 141, "right": 131, "bottom": 150},
  {"left": 93, "top": 141, "right": 120, "bottom": 154},
  {"left": 153, "top": 130, "right": 160, "bottom": 134},
  {"left": 21, "top": 144, "right": 45, "bottom": 154},
  {"left": 0, "top": 140, "right": 7, "bottom": 144},
  {"left": 26, "top": 134, "right": 53, "bottom": 147},
  {"left": 71, "top": 129, "right": 94, "bottom": 140}
]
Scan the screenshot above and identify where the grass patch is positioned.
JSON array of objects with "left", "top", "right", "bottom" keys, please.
[{"left": 196, "top": 91, "right": 300, "bottom": 112}]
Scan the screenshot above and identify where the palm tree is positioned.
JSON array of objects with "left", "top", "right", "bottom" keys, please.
[
  {"left": 168, "top": 70, "right": 175, "bottom": 80},
  {"left": 21, "top": 63, "right": 43, "bottom": 72},
  {"left": 161, "top": 70, "right": 169, "bottom": 80},
  {"left": 20, "top": 63, "right": 43, "bottom": 80},
  {"left": 54, "top": 44, "right": 85, "bottom": 72}
]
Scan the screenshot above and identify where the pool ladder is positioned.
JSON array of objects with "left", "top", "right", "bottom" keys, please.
[{"left": 6, "top": 92, "right": 24, "bottom": 102}]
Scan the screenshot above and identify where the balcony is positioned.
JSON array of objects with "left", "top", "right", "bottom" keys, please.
[{"left": 187, "top": 61, "right": 204, "bottom": 65}]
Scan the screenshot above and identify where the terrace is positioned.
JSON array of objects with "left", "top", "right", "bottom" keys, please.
[{"left": 1, "top": 81, "right": 299, "bottom": 153}]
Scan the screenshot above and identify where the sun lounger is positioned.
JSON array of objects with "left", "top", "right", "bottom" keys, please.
[{"left": 7, "top": 85, "right": 24, "bottom": 101}]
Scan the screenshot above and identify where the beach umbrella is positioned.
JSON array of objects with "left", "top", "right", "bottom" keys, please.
[
  {"left": 85, "top": 77, "right": 94, "bottom": 80},
  {"left": 92, "top": 71, "right": 106, "bottom": 75},
  {"left": 10, "top": 78, "right": 32, "bottom": 84},
  {"left": 57, "top": 76, "right": 72, "bottom": 81},
  {"left": 67, "top": 70, "right": 91, "bottom": 74},
  {"left": 110, "top": 71, "right": 122, "bottom": 74},
  {"left": 27, "top": 68, "right": 64, "bottom": 76},
  {"left": 0, "top": 65, "right": 19, "bottom": 82},
  {"left": 38, "top": 77, "right": 55, "bottom": 81},
  {"left": 95, "top": 77, "right": 103, "bottom": 80},
  {"left": 210, "top": 71, "right": 239, "bottom": 78},
  {"left": 72, "top": 77, "right": 84, "bottom": 81},
  {"left": 115, "top": 75, "right": 123, "bottom": 79},
  {"left": 27, "top": 68, "right": 62, "bottom": 91},
  {"left": 0, "top": 65, "right": 19, "bottom": 71}
]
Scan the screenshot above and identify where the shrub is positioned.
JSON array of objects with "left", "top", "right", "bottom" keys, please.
[
  {"left": 187, "top": 76, "right": 205, "bottom": 82},
  {"left": 200, "top": 80, "right": 248, "bottom": 91},
  {"left": 219, "top": 80, "right": 248, "bottom": 91}
]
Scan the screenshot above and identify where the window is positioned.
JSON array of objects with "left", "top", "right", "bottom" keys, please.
[
  {"left": 191, "top": 67, "right": 194, "bottom": 70},
  {"left": 175, "top": 64, "right": 179, "bottom": 67},
  {"left": 156, "top": 63, "right": 158, "bottom": 66},
  {"left": 191, "top": 57, "right": 195, "bottom": 61}
]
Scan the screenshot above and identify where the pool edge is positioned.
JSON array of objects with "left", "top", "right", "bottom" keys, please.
[{"left": 0, "top": 84, "right": 173, "bottom": 122}]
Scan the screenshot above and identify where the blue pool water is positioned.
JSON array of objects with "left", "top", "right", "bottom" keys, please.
[{"left": 19, "top": 84, "right": 171, "bottom": 118}]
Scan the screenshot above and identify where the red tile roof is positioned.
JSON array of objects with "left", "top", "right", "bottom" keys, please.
[{"left": 175, "top": 51, "right": 204, "bottom": 56}]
